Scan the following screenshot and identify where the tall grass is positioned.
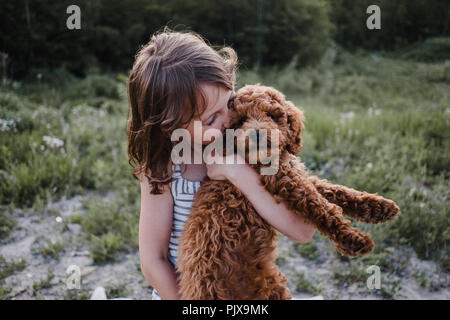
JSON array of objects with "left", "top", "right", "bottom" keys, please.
[{"left": 0, "top": 48, "right": 448, "bottom": 270}]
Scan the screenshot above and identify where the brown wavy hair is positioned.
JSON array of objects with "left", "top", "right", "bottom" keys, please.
[{"left": 127, "top": 27, "right": 238, "bottom": 194}]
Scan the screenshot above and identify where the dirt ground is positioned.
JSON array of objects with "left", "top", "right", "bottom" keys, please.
[{"left": 1, "top": 194, "right": 448, "bottom": 300}]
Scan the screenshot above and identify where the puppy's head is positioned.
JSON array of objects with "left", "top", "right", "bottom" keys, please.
[{"left": 227, "top": 84, "right": 305, "bottom": 164}]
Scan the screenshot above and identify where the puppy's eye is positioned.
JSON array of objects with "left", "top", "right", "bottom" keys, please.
[{"left": 267, "top": 113, "right": 276, "bottom": 120}]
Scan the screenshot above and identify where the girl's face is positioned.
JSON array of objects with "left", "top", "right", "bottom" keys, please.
[{"left": 184, "top": 83, "right": 234, "bottom": 148}]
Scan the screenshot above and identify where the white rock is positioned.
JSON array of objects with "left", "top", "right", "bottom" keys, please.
[{"left": 90, "top": 286, "right": 107, "bottom": 300}]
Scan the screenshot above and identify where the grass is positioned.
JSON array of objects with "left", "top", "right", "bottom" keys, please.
[
  {"left": 1, "top": 72, "right": 140, "bottom": 266},
  {"left": 0, "top": 254, "right": 26, "bottom": 299},
  {"left": 331, "top": 257, "right": 406, "bottom": 299},
  {"left": 74, "top": 195, "right": 139, "bottom": 264},
  {"left": 412, "top": 271, "right": 441, "bottom": 292},
  {"left": 0, "top": 42, "right": 448, "bottom": 294},
  {"left": 0, "top": 73, "right": 133, "bottom": 208},
  {"left": 332, "top": 262, "right": 367, "bottom": 288},
  {"left": 64, "top": 289, "right": 91, "bottom": 300},
  {"left": 293, "top": 239, "right": 320, "bottom": 261},
  {"left": 105, "top": 281, "right": 131, "bottom": 299},
  {"left": 0, "top": 254, "right": 26, "bottom": 280},
  {"left": 378, "top": 274, "right": 404, "bottom": 299},
  {"left": 0, "top": 210, "right": 16, "bottom": 239},
  {"left": 275, "top": 254, "right": 287, "bottom": 267},
  {"left": 36, "top": 240, "right": 64, "bottom": 260},
  {"left": 294, "top": 271, "right": 322, "bottom": 296},
  {"left": 32, "top": 268, "right": 55, "bottom": 295}
]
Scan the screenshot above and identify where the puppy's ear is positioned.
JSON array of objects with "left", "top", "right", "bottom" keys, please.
[{"left": 285, "top": 101, "right": 305, "bottom": 155}]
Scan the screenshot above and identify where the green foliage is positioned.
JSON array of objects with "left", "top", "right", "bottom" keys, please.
[
  {"left": 294, "top": 271, "right": 322, "bottom": 295},
  {"left": 0, "top": 42, "right": 448, "bottom": 278},
  {"left": 256, "top": 0, "right": 334, "bottom": 68},
  {"left": 32, "top": 269, "right": 55, "bottom": 294},
  {"left": 0, "top": 255, "right": 26, "bottom": 280},
  {"left": 0, "top": 285, "right": 12, "bottom": 300},
  {"left": 275, "top": 255, "right": 287, "bottom": 267},
  {"left": 398, "top": 37, "right": 450, "bottom": 63},
  {"left": 36, "top": 240, "right": 64, "bottom": 260},
  {"left": 0, "top": 75, "right": 134, "bottom": 207},
  {"left": 69, "top": 215, "right": 83, "bottom": 225},
  {"left": 329, "top": 0, "right": 449, "bottom": 51},
  {"left": 88, "top": 232, "right": 126, "bottom": 264},
  {"left": 2, "top": 0, "right": 447, "bottom": 79},
  {"left": 62, "top": 74, "right": 121, "bottom": 103},
  {"left": 332, "top": 262, "right": 367, "bottom": 287},
  {"left": 379, "top": 274, "right": 404, "bottom": 299},
  {"left": 0, "top": 0, "right": 335, "bottom": 77},
  {"left": 64, "top": 289, "right": 91, "bottom": 300},
  {"left": 105, "top": 281, "right": 131, "bottom": 299},
  {"left": 294, "top": 240, "right": 320, "bottom": 261},
  {"left": 0, "top": 210, "right": 16, "bottom": 239},
  {"left": 412, "top": 271, "right": 436, "bottom": 292},
  {"left": 78, "top": 197, "right": 139, "bottom": 264}
]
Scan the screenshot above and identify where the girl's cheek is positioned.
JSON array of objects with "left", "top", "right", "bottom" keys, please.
[
  {"left": 202, "top": 125, "right": 215, "bottom": 145},
  {"left": 202, "top": 124, "right": 226, "bottom": 145}
]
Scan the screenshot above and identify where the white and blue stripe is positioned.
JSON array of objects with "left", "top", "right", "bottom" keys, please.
[{"left": 152, "top": 163, "right": 202, "bottom": 300}]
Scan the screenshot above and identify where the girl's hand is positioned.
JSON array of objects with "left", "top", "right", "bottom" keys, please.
[{"left": 204, "top": 153, "right": 247, "bottom": 181}]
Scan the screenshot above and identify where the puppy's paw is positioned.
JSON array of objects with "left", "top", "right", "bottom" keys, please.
[
  {"left": 358, "top": 196, "right": 400, "bottom": 224},
  {"left": 333, "top": 231, "right": 374, "bottom": 257}
]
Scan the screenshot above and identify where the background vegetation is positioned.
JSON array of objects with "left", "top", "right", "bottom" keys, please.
[
  {"left": 1, "top": 0, "right": 449, "bottom": 77},
  {"left": 0, "top": 0, "right": 448, "bottom": 299}
]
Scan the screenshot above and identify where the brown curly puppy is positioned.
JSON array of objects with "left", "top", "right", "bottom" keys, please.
[{"left": 177, "top": 84, "right": 399, "bottom": 299}]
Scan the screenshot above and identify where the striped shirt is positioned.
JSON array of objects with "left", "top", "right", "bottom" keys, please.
[{"left": 152, "top": 163, "right": 203, "bottom": 300}]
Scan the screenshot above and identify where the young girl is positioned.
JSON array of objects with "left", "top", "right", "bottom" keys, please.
[{"left": 127, "top": 28, "right": 315, "bottom": 300}]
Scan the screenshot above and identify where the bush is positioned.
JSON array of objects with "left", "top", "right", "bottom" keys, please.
[
  {"left": 63, "top": 74, "right": 121, "bottom": 103},
  {"left": 398, "top": 37, "right": 450, "bottom": 63},
  {"left": 329, "top": 0, "right": 449, "bottom": 50},
  {"left": 0, "top": 210, "right": 16, "bottom": 239},
  {"left": 78, "top": 197, "right": 139, "bottom": 264}
]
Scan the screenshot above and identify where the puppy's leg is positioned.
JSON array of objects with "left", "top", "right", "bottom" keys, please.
[
  {"left": 259, "top": 156, "right": 374, "bottom": 257},
  {"left": 308, "top": 176, "right": 399, "bottom": 224}
]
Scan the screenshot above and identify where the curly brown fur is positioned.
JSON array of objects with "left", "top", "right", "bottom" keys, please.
[
  {"left": 177, "top": 84, "right": 399, "bottom": 300},
  {"left": 307, "top": 176, "right": 399, "bottom": 224},
  {"left": 257, "top": 152, "right": 375, "bottom": 257},
  {"left": 177, "top": 179, "right": 291, "bottom": 300}
]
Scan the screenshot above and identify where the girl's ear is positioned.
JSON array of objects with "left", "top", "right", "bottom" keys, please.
[{"left": 285, "top": 102, "right": 305, "bottom": 155}]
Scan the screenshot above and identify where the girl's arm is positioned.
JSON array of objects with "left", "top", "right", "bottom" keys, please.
[
  {"left": 139, "top": 172, "right": 180, "bottom": 299},
  {"left": 205, "top": 154, "right": 315, "bottom": 243}
]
